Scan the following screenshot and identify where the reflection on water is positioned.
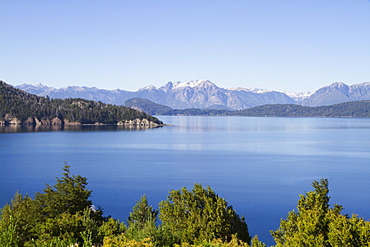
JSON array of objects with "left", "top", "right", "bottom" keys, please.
[
  {"left": 0, "top": 125, "right": 63, "bottom": 133},
  {"left": 0, "top": 124, "right": 161, "bottom": 133},
  {"left": 158, "top": 116, "right": 370, "bottom": 133}
]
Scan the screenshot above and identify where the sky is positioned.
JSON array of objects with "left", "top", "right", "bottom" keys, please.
[{"left": 1, "top": 0, "right": 370, "bottom": 93}]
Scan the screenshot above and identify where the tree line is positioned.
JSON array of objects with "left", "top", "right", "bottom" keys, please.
[
  {"left": 124, "top": 97, "right": 370, "bottom": 118},
  {"left": 235, "top": 102, "right": 370, "bottom": 118},
  {"left": 0, "top": 81, "right": 162, "bottom": 125},
  {"left": 162, "top": 101, "right": 370, "bottom": 117},
  {"left": 1, "top": 165, "right": 369, "bottom": 247}
]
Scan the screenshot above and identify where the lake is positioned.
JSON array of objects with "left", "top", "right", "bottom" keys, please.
[{"left": 1, "top": 116, "right": 370, "bottom": 245}]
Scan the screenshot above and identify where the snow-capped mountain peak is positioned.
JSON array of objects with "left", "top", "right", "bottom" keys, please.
[
  {"left": 228, "top": 87, "right": 272, "bottom": 94},
  {"left": 329, "top": 82, "right": 347, "bottom": 89},
  {"left": 228, "top": 87, "right": 250, "bottom": 92},
  {"left": 250, "top": 88, "right": 273, "bottom": 94},
  {"left": 284, "top": 91, "right": 312, "bottom": 102},
  {"left": 172, "top": 80, "right": 215, "bottom": 89},
  {"left": 138, "top": 85, "right": 157, "bottom": 91}
]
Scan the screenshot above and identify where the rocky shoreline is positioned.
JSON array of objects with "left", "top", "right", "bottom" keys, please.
[{"left": 0, "top": 115, "right": 163, "bottom": 128}]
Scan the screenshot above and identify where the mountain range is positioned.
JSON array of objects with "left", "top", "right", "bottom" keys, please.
[{"left": 16, "top": 80, "right": 370, "bottom": 110}]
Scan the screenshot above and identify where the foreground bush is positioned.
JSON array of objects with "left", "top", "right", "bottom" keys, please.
[
  {"left": 271, "top": 179, "right": 370, "bottom": 246},
  {"left": 1, "top": 166, "right": 370, "bottom": 247},
  {"left": 159, "top": 184, "right": 251, "bottom": 245},
  {"left": 0, "top": 165, "right": 251, "bottom": 247}
]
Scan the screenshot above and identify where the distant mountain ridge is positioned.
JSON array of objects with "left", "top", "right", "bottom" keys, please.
[
  {"left": 301, "top": 82, "right": 370, "bottom": 106},
  {"left": 16, "top": 80, "right": 370, "bottom": 110},
  {"left": 15, "top": 80, "right": 299, "bottom": 110}
]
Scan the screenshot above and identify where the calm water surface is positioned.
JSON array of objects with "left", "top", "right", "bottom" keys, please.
[{"left": 1, "top": 116, "right": 370, "bottom": 245}]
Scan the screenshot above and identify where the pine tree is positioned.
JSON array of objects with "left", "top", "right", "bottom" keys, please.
[
  {"left": 34, "top": 164, "right": 92, "bottom": 218},
  {"left": 126, "top": 195, "right": 160, "bottom": 245},
  {"left": 128, "top": 195, "right": 158, "bottom": 229}
]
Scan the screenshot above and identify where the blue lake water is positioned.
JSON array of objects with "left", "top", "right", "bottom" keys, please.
[{"left": 1, "top": 116, "right": 370, "bottom": 245}]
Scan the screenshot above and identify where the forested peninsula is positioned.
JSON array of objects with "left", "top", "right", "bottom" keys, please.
[
  {"left": 1, "top": 165, "right": 370, "bottom": 246},
  {"left": 0, "top": 81, "right": 163, "bottom": 127}
]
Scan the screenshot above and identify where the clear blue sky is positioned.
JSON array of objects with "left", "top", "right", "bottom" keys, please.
[{"left": 1, "top": 0, "right": 370, "bottom": 93}]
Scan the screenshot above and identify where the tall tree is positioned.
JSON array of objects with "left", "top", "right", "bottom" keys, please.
[
  {"left": 34, "top": 164, "right": 92, "bottom": 218},
  {"left": 126, "top": 195, "right": 159, "bottom": 243},
  {"left": 127, "top": 195, "right": 158, "bottom": 229}
]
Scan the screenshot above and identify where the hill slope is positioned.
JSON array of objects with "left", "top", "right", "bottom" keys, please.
[
  {"left": 0, "top": 81, "right": 163, "bottom": 126},
  {"left": 235, "top": 101, "right": 370, "bottom": 118},
  {"left": 124, "top": 97, "right": 370, "bottom": 118},
  {"left": 124, "top": 97, "right": 173, "bottom": 115}
]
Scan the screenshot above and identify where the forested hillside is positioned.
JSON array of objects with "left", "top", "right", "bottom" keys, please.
[
  {"left": 124, "top": 97, "right": 173, "bottom": 115},
  {"left": 124, "top": 97, "right": 370, "bottom": 118},
  {"left": 1, "top": 166, "right": 369, "bottom": 246},
  {"left": 235, "top": 101, "right": 370, "bottom": 117},
  {"left": 0, "top": 81, "right": 163, "bottom": 126}
]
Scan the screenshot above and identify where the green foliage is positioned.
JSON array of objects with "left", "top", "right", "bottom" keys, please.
[
  {"left": 124, "top": 97, "right": 174, "bottom": 115},
  {"left": 34, "top": 164, "right": 93, "bottom": 218},
  {"left": 98, "top": 218, "right": 126, "bottom": 239},
  {"left": 175, "top": 235, "right": 251, "bottom": 247},
  {"left": 235, "top": 101, "right": 370, "bottom": 118},
  {"left": 128, "top": 195, "right": 158, "bottom": 229},
  {"left": 3, "top": 164, "right": 370, "bottom": 247},
  {"left": 126, "top": 195, "right": 161, "bottom": 244},
  {"left": 125, "top": 94, "right": 370, "bottom": 118},
  {"left": 26, "top": 236, "right": 75, "bottom": 247},
  {"left": 0, "top": 80, "right": 163, "bottom": 125},
  {"left": 0, "top": 164, "right": 109, "bottom": 246},
  {"left": 271, "top": 178, "right": 370, "bottom": 246},
  {"left": 0, "top": 193, "right": 39, "bottom": 246},
  {"left": 326, "top": 212, "right": 370, "bottom": 246},
  {"left": 159, "top": 184, "right": 251, "bottom": 245},
  {"left": 0, "top": 204, "right": 20, "bottom": 247},
  {"left": 30, "top": 212, "right": 81, "bottom": 246},
  {"left": 102, "top": 234, "right": 154, "bottom": 247},
  {"left": 123, "top": 98, "right": 233, "bottom": 116}
]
